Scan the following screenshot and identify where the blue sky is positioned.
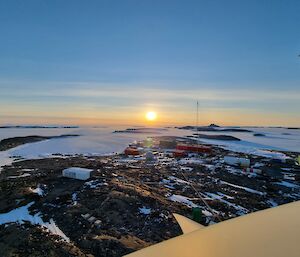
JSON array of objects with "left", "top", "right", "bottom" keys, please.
[{"left": 0, "top": 0, "right": 299, "bottom": 126}]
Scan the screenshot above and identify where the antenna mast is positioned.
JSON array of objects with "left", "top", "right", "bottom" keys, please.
[
  {"left": 196, "top": 101, "right": 199, "bottom": 128},
  {"left": 196, "top": 101, "right": 199, "bottom": 138}
]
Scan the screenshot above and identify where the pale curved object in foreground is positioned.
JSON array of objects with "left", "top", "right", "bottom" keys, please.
[
  {"left": 173, "top": 213, "right": 204, "bottom": 234},
  {"left": 125, "top": 201, "right": 300, "bottom": 257}
]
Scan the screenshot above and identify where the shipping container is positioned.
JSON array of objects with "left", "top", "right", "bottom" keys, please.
[
  {"left": 124, "top": 147, "right": 140, "bottom": 155},
  {"left": 62, "top": 167, "right": 93, "bottom": 180},
  {"left": 176, "top": 144, "right": 212, "bottom": 153}
]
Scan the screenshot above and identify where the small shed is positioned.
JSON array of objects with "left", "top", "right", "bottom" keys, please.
[
  {"left": 224, "top": 156, "right": 250, "bottom": 168},
  {"left": 62, "top": 167, "right": 93, "bottom": 180}
]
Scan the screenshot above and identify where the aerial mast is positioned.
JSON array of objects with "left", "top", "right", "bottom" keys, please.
[
  {"left": 196, "top": 101, "right": 199, "bottom": 129},
  {"left": 196, "top": 100, "right": 199, "bottom": 140}
]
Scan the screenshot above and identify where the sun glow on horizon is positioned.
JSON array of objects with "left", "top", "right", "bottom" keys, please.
[{"left": 145, "top": 111, "right": 157, "bottom": 121}]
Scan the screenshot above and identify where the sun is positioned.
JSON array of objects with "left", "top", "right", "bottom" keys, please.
[{"left": 146, "top": 111, "right": 157, "bottom": 121}]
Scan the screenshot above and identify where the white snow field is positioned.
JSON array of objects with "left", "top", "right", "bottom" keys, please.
[{"left": 0, "top": 126, "right": 299, "bottom": 170}]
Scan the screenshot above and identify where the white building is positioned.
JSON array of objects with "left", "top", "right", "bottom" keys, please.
[
  {"left": 224, "top": 156, "right": 250, "bottom": 168},
  {"left": 62, "top": 167, "right": 93, "bottom": 180}
]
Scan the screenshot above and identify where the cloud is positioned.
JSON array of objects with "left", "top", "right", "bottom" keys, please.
[
  {"left": 0, "top": 79, "right": 299, "bottom": 126},
  {"left": 1, "top": 79, "right": 299, "bottom": 103}
]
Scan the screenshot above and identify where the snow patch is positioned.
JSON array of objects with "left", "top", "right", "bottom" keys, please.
[
  {"left": 0, "top": 202, "right": 70, "bottom": 242},
  {"left": 168, "top": 194, "right": 198, "bottom": 208},
  {"left": 30, "top": 185, "right": 45, "bottom": 196},
  {"left": 72, "top": 192, "right": 78, "bottom": 205},
  {"left": 205, "top": 192, "right": 248, "bottom": 215},
  {"left": 221, "top": 181, "right": 265, "bottom": 196},
  {"left": 267, "top": 199, "right": 278, "bottom": 207},
  {"left": 7, "top": 173, "right": 31, "bottom": 179},
  {"left": 274, "top": 181, "right": 300, "bottom": 188},
  {"left": 139, "top": 206, "right": 151, "bottom": 215},
  {"left": 178, "top": 158, "right": 204, "bottom": 165},
  {"left": 168, "top": 176, "right": 190, "bottom": 185},
  {"left": 84, "top": 179, "right": 108, "bottom": 189}
]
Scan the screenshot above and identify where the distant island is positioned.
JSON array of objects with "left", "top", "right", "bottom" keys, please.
[
  {"left": 253, "top": 133, "right": 266, "bottom": 137},
  {"left": 0, "top": 134, "right": 80, "bottom": 151},
  {"left": 190, "top": 133, "right": 241, "bottom": 141},
  {"left": 267, "top": 126, "right": 300, "bottom": 130},
  {"left": 114, "top": 128, "right": 168, "bottom": 133},
  {"left": 0, "top": 125, "right": 79, "bottom": 129},
  {"left": 177, "top": 124, "right": 252, "bottom": 133}
]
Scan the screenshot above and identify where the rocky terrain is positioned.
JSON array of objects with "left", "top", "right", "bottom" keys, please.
[{"left": 0, "top": 136, "right": 299, "bottom": 257}]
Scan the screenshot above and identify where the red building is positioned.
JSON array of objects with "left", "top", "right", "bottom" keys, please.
[
  {"left": 124, "top": 147, "right": 140, "bottom": 156},
  {"left": 173, "top": 150, "right": 188, "bottom": 158},
  {"left": 176, "top": 144, "right": 211, "bottom": 153}
]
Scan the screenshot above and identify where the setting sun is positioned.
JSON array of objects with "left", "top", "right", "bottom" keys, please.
[{"left": 146, "top": 111, "right": 157, "bottom": 121}]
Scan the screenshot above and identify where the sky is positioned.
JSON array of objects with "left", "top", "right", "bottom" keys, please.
[{"left": 0, "top": 0, "right": 299, "bottom": 127}]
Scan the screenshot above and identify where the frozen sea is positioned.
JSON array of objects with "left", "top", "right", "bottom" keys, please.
[{"left": 0, "top": 126, "right": 299, "bottom": 169}]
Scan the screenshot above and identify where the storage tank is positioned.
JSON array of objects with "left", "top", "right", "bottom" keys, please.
[{"left": 145, "top": 151, "right": 155, "bottom": 161}]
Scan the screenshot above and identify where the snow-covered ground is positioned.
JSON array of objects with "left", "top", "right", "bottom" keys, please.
[
  {"left": 0, "top": 127, "right": 190, "bottom": 169},
  {"left": 139, "top": 206, "right": 151, "bottom": 215},
  {"left": 205, "top": 192, "right": 248, "bottom": 215},
  {"left": 198, "top": 127, "right": 300, "bottom": 152},
  {"left": 274, "top": 181, "right": 300, "bottom": 189},
  {"left": 0, "top": 202, "right": 70, "bottom": 242},
  {"left": 0, "top": 126, "right": 299, "bottom": 170},
  {"left": 220, "top": 181, "right": 265, "bottom": 196}
]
